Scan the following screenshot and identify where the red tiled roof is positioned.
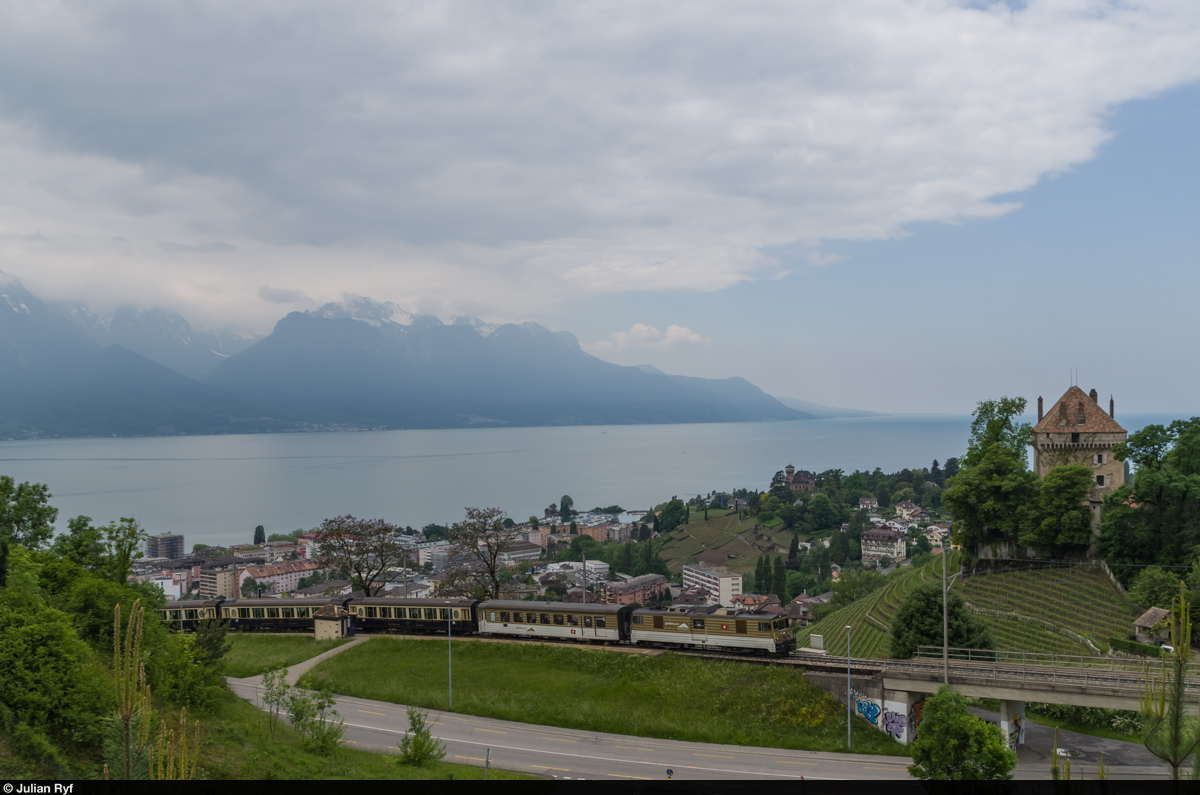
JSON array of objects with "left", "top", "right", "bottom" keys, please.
[{"left": 1034, "top": 386, "right": 1126, "bottom": 434}]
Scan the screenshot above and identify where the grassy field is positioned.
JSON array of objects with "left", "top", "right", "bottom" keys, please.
[
  {"left": 201, "top": 690, "right": 537, "bottom": 780},
  {"left": 225, "top": 635, "right": 352, "bottom": 678},
  {"left": 797, "top": 557, "right": 1138, "bottom": 659},
  {"left": 301, "top": 637, "right": 907, "bottom": 756}
]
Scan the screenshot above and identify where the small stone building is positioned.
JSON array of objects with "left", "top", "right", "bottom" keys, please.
[
  {"left": 1134, "top": 607, "right": 1172, "bottom": 644},
  {"left": 313, "top": 603, "right": 352, "bottom": 640}
]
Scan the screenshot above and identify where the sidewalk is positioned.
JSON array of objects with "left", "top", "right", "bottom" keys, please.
[{"left": 227, "top": 635, "right": 369, "bottom": 691}]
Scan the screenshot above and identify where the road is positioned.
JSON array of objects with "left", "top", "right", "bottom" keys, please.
[{"left": 228, "top": 678, "right": 1166, "bottom": 781}]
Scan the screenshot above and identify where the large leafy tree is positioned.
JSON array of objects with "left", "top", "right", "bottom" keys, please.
[
  {"left": 0, "top": 476, "right": 58, "bottom": 549},
  {"left": 1020, "top": 465, "right": 1095, "bottom": 554},
  {"left": 314, "top": 514, "right": 406, "bottom": 597},
  {"left": 890, "top": 579, "right": 994, "bottom": 659},
  {"left": 831, "top": 568, "right": 885, "bottom": 606},
  {"left": 909, "top": 684, "right": 1016, "bottom": 780},
  {"left": 437, "top": 507, "right": 522, "bottom": 599},
  {"left": 1099, "top": 418, "right": 1200, "bottom": 581}
]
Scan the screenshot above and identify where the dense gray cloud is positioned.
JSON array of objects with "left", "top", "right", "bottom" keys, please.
[
  {"left": 257, "top": 286, "right": 312, "bottom": 305},
  {"left": 0, "top": 1, "right": 1198, "bottom": 329}
]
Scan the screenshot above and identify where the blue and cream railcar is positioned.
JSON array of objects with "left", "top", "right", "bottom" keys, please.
[
  {"left": 629, "top": 607, "right": 794, "bottom": 655},
  {"left": 220, "top": 598, "right": 349, "bottom": 631},
  {"left": 160, "top": 599, "right": 225, "bottom": 631},
  {"left": 349, "top": 598, "right": 479, "bottom": 635},
  {"left": 477, "top": 600, "right": 633, "bottom": 643}
]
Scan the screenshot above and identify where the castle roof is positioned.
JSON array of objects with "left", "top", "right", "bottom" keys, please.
[{"left": 1034, "top": 386, "right": 1125, "bottom": 434}]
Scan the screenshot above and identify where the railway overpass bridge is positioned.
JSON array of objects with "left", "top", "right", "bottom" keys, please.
[{"left": 687, "top": 646, "right": 1200, "bottom": 751}]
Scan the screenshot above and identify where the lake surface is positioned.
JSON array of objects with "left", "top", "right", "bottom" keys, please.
[{"left": 0, "top": 413, "right": 1180, "bottom": 548}]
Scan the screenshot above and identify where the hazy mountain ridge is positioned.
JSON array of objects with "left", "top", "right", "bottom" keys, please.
[{"left": 1, "top": 275, "right": 817, "bottom": 437}]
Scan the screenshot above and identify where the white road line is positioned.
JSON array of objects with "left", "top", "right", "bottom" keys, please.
[{"left": 338, "top": 721, "right": 840, "bottom": 780}]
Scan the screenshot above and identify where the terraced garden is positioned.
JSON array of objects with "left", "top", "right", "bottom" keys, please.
[
  {"left": 796, "top": 558, "right": 1140, "bottom": 659},
  {"left": 659, "top": 512, "right": 793, "bottom": 576}
]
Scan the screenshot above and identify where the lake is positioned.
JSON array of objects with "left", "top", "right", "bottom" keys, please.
[{"left": 0, "top": 413, "right": 1180, "bottom": 548}]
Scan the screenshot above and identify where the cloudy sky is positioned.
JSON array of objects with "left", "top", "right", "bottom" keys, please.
[{"left": 2, "top": 1, "right": 1198, "bottom": 414}]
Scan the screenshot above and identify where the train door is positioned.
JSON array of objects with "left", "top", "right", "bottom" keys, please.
[
  {"left": 581, "top": 614, "right": 595, "bottom": 638},
  {"left": 690, "top": 616, "right": 707, "bottom": 646}
]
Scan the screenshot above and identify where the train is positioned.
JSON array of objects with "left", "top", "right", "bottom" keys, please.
[{"left": 160, "top": 596, "right": 796, "bottom": 655}]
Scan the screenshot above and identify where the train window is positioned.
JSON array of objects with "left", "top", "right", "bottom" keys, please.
[
  {"left": 554, "top": 614, "right": 564, "bottom": 625},
  {"left": 365, "top": 606, "right": 378, "bottom": 618},
  {"left": 652, "top": 616, "right": 664, "bottom": 630},
  {"left": 383, "top": 607, "right": 395, "bottom": 619},
  {"left": 500, "top": 612, "right": 510, "bottom": 622},
  {"left": 252, "top": 608, "right": 265, "bottom": 619},
  {"left": 266, "top": 608, "right": 280, "bottom": 619},
  {"left": 452, "top": 610, "right": 460, "bottom": 620},
  {"left": 692, "top": 619, "right": 705, "bottom": 629},
  {"left": 238, "top": 608, "right": 251, "bottom": 618},
  {"left": 583, "top": 616, "right": 593, "bottom": 628},
  {"left": 735, "top": 620, "right": 747, "bottom": 634},
  {"left": 595, "top": 617, "right": 606, "bottom": 629},
  {"left": 424, "top": 609, "right": 436, "bottom": 620},
  {"left": 184, "top": 609, "right": 198, "bottom": 620},
  {"left": 282, "top": 608, "right": 295, "bottom": 618},
  {"left": 525, "top": 613, "right": 536, "bottom": 624},
  {"left": 488, "top": 611, "right": 497, "bottom": 622},
  {"left": 758, "top": 622, "right": 770, "bottom": 632},
  {"left": 224, "top": 609, "right": 233, "bottom": 618},
  {"left": 632, "top": 615, "right": 643, "bottom": 625},
  {"left": 539, "top": 614, "right": 551, "bottom": 625},
  {"left": 439, "top": 609, "right": 449, "bottom": 621},
  {"left": 169, "top": 610, "right": 180, "bottom": 620},
  {"left": 774, "top": 618, "right": 789, "bottom": 630},
  {"left": 513, "top": 612, "right": 523, "bottom": 623},
  {"left": 567, "top": 615, "right": 578, "bottom": 626},
  {"left": 297, "top": 608, "right": 310, "bottom": 618}
]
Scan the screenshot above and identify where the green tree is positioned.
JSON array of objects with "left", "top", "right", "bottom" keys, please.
[
  {"left": 658, "top": 500, "right": 686, "bottom": 534},
  {"left": 559, "top": 495, "right": 574, "bottom": 523},
  {"left": 262, "top": 665, "right": 290, "bottom": 739},
  {"left": 754, "top": 556, "right": 769, "bottom": 593},
  {"left": 50, "top": 515, "right": 106, "bottom": 572},
  {"left": 1129, "top": 566, "right": 1183, "bottom": 609},
  {"left": 1021, "top": 464, "right": 1095, "bottom": 554},
  {"left": 314, "top": 514, "right": 407, "bottom": 597},
  {"left": 192, "top": 617, "right": 233, "bottom": 683},
  {"left": 0, "top": 476, "right": 58, "bottom": 549},
  {"left": 241, "top": 576, "right": 262, "bottom": 598},
  {"left": 253, "top": 525, "right": 265, "bottom": 545},
  {"left": 807, "top": 493, "right": 839, "bottom": 533},
  {"left": 890, "top": 580, "right": 995, "bottom": 659},
  {"left": 942, "top": 442, "right": 1039, "bottom": 551},
  {"left": 101, "top": 518, "right": 146, "bottom": 584},
  {"left": 772, "top": 556, "right": 787, "bottom": 603},
  {"left": 569, "top": 520, "right": 578, "bottom": 534},
  {"left": 788, "top": 533, "right": 800, "bottom": 560},
  {"left": 397, "top": 707, "right": 447, "bottom": 766},
  {"left": 908, "top": 684, "right": 1016, "bottom": 780},
  {"left": 1099, "top": 418, "right": 1200, "bottom": 582},
  {"left": 963, "top": 396, "right": 1033, "bottom": 469}
]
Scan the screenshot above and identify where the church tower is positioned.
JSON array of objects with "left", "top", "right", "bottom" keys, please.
[{"left": 1032, "top": 386, "right": 1127, "bottom": 533}]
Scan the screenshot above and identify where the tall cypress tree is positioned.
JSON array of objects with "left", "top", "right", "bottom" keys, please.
[
  {"left": 773, "top": 556, "right": 787, "bottom": 602},
  {"left": 754, "top": 556, "right": 768, "bottom": 594},
  {"left": 788, "top": 534, "right": 799, "bottom": 560}
]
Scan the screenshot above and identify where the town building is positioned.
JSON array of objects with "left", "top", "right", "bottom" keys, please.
[
  {"left": 602, "top": 573, "right": 667, "bottom": 605},
  {"left": 894, "top": 501, "right": 922, "bottom": 523},
  {"left": 239, "top": 560, "right": 321, "bottom": 595},
  {"left": 145, "top": 532, "right": 185, "bottom": 560},
  {"left": 499, "top": 541, "right": 543, "bottom": 564},
  {"left": 1032, "top": 386, "right": 1128, "bottom": 532},
  {"left": 198, "top": 558, "right": 243, "bottom": 598},
  {"left": 860, "top": 528, "right": 906, "bottom": 564},
  {"left": 858, "top": 497, "right": 879, "bottom": 511},
  {"left": 784, "top": 464, "right": 817, "bottom": 493},
  {"left": 681, "top": 563, "right": 742, "bottom": 606}
]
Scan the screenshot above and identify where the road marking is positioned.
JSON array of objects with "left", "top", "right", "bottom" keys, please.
[
  {"left": 617, "top": 746, "right": 654, "bottom": 751},
  {"left": 340, "top": 739, "right": 357, "bottom": 744},
  {"left": 863, "top": 766, "right": 908, "bottom": 771},
  {"left": 695, "top": 753, "right": 734, "bottom": 759},
  {"left": 533, "top": 765, "right": 570, "bottom": 771},
  {"left": 544, "top": 737, "right": 576, "bottom": 742},
  {"left": 776, "top": 760, "right": 816, "bottom": 765},
  {"left": 609, "top": 773, "right": 653, "bottom": 780},
  {"left": 475, "top": 728, "right": 506, "bottom": 733},
  {"left": 357, "top": 709, "right": 386, "bottom": 716},
  {"left": 455, "top": 755, "right": 487, "bottom": 762}
]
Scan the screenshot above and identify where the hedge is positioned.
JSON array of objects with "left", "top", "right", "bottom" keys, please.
[{"left": 1109, "top": 637, "right": 1164, "bottom": 658}]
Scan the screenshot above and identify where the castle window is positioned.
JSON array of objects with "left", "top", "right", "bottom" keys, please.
[
  {"left": 1096, "top": 474, "right": 1109, "bottom": 487},
  {"left": 1095, "top": 453, "right": 1106, "bottom": 465},
  {"left": 1058, "top": 404, "right": 1068, "bottom": 427},
  {"left": 1071, "top": 433, "right": 1080, "bottom": 443},
  {"left": 1077, "top": 403, "right": 1087, "bottom": 426}
]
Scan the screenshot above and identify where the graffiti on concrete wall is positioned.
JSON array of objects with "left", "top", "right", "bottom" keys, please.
[
  {"left": 844, "top": 687, "right": 882, "bottom": 725},
  {"left": 1007, "top": 714, "right": 1024, "bottom": 749},
  {"left": 908, "top": 699, "right": 925, "bottom": 742},
  {"left": 882, "top": 710, "right": 906, "bottom": 740}
]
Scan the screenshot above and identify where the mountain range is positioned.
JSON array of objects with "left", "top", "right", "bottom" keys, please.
[{"left": 0, "top": 271, "right": 869, "bottom": 439}]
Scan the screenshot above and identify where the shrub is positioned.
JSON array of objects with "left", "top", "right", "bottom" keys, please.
[
  {"left": 396, "top": 708, "right": 446, "bottom": 766},
  {"left": 1108, "top": 637, "right": 1164, "bottom": 658}
]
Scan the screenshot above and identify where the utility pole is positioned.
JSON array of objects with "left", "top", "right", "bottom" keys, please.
[
  {"left": 846, "top": 624, "right": 852, "bottom": 750},
  {"left": 942, "top": 545, "right": 948, "bottom": 684}
]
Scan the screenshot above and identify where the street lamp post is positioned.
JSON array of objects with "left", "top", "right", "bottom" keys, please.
[
  {"left": 446, "top": 600, "right": 453, "bottom": 710},
  {"left": 846, "top": 624, "right": 852, "bottom": 750},
  {"left": 942, "top": 544, "right": 948, "bottom": 684}
]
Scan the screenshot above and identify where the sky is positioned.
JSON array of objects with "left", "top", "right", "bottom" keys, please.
[{"left": 1, "top": 1, "right": 1198, "bottom": 414}]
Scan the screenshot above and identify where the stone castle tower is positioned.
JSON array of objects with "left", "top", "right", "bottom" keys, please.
[{"left": 1031, "top": 385, "right": 1127, "bottom": 533}]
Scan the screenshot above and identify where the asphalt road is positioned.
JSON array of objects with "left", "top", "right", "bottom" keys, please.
[{"left": 228, "top": 679, "right": 1166, "bottom": 781}]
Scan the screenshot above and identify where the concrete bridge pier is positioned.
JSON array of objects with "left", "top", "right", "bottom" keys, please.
[
  {"left": 1000, "top": 698, "right": 1025, "bottom": 751},
  {"left": 882, "top": 689, "right": 925, "bottom": 745}
]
